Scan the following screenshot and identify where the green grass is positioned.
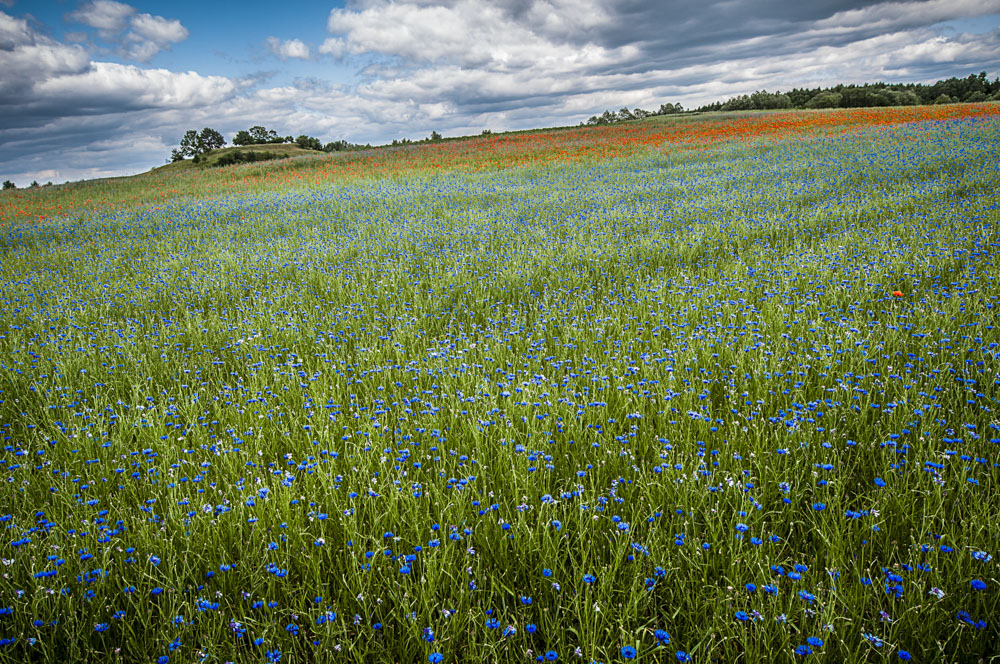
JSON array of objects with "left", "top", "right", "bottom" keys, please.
[{"left": 0, "top": 111, "right": 998, "bottom": 664}]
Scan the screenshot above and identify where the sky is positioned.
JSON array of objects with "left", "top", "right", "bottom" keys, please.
[{"left": 2, "top": 0, "right": 1000, "bottom": 186}]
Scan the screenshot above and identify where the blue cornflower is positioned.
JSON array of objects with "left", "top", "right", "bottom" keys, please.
[
  {"left": 526, "top": 623, "right": 538, "bottom": 634},
  {"left": 897, "top": 651, "right": 911, "bottom": 661},
  {"left": 794, "top": 645, "right": 812, "bottom": 656},
  {"left": 621, "top": 645, "right": 637, "bottom": 659},
  {"left": 545, "top": 650, "right": 558, "bottom": 661},
  {"left": 654, "top": 630, "right": 670, "bottom": 644},
  {"left": 971, "top": 579, "right": 986, "bottom": 591},
  {"left": 735, "top": 611, "right": 750, "bottom": 622},
  {"left": 429, "top": 654, "right": 443, "bottom": 663},
  {"left": 485, "top": 618, "right": 500, "bottom": 629},
  {"left": 583, "top": 573, "right": 596, "bottom": 584},
  {"left": 806, "top": 637, "right": 823, "bottom": 647},
  {"left": 676, "top": 652, "right": 690, "bottom": 662}
]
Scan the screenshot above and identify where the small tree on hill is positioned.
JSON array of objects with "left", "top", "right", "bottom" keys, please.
[
  {"left": 295, "top": 135, "right": 323, "bottom": 150},
  {"left": 235, "top": 126, "right": 284, "bottom": 145},
  {"left": 199, "top": 128, "right": 225, "bottom": 152},
  {"left": 2, "top": 180, "right": 15, "bottom": 190},
  {"left": 177, "top": 129, "right": 200, "bottom": 158},
  {"left": 172, "top": 128, "right": 226, "bottom": 161}
]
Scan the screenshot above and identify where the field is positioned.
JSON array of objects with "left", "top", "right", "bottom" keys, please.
[{"left": 1, "top": 105, "right": 999, "bottom": 663}]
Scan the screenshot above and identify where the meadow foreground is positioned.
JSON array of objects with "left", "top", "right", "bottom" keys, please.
[{"left": 1, "top": 107, "right": 999, "bottom": 663}]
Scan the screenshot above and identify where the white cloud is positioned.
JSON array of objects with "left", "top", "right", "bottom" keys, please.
[
  {"left": 0, "top": 7, "right": 33, "bottom": 47},
  {"left": 65, "top": 1, "right": 188, "bottom": 62},
  {"left": 266, "top": 37, "right": 310, "bottom": 60},
  {"left": 815, "top": 0, "right": 1000, "bottom": 33},
  {"left": 325, "top": 0, "right": 621, "bottom": 69},
  {"left": 129, "top": 13, "right": 188, "bottom": 44},
  {"left": 66, "top": 0, "right": 135, "bottom": 33},
  {"left": 0, "top": 11, "right": 91, "bottom": 96},
  {"left": 36, "top": 62, "right": 235, "bottom": 108},
  {"left": 318, "top": 37, "right": 345, "bottom": 58}
]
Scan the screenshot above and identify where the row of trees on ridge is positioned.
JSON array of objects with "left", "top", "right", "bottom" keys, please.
[{"left": 586, "top": 72, "right": 1000, "bottom": 125}]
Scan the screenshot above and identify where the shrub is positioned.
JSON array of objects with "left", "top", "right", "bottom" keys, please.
[{"left": 213, "top": 150, "right": 282, "bottom": 167}]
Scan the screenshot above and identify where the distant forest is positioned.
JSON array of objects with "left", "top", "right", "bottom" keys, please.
[{"left": 585, "top": 71, "right": 999, "bottom": 125}]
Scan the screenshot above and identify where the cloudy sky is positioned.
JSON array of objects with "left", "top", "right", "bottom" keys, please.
[{"left": 2, "top": 0, "right": 1000, "bottom": 185}]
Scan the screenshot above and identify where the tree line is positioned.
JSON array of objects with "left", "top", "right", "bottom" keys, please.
[
  {"left": 169, "top": 125, "right": 371, "bottom": 164},
  {"left": 3, "top": 179, "right": 51, "bottom": 190},
  {"left": 585, "top": 72, "right": 1000, "bottom": 125}
]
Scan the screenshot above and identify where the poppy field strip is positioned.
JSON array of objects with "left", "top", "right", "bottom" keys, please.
[
  {"left": 0, "top": 112, "right": 998, "bottom": 663},
  {"left": 3, "top": 103, "right": 999, "bottom": 229}
]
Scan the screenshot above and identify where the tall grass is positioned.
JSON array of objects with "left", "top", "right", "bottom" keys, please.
[{"left": 0, "top": 113, "right": 998, "bottom": 663}]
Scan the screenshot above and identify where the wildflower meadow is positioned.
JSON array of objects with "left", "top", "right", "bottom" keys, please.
[{"left": 1, "top": 105, "right": 999, "bottom": 663}]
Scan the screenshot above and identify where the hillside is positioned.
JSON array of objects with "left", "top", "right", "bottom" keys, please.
[
  {"left": 150, "top": 143, "right": 325, "bottom": 173},
  {"left": 2, "top": 103, "right": 998, "bottom": 227}
]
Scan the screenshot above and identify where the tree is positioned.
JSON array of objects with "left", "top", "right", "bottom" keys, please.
[
  {"left": 172, "top": 128, "right": 225, "bottom": 161},
  {"left": 429, "top": 131, "right": 442, "bottom": 141},
  {"left": 29, "top": 180, "right": 39, "bottom": 188},
  {"left": 245, "top": 126, "right": 283, "bottom": 144},
  {"left": 234, "top": 126, "right": 285, "bottom": 145},
  {"left": 177, "top": 129, "right": 200, "bottom": 158},
  {"left": 805, "top": 91, "right": 842, "bottom": 109},
  {"left": 324, "top": 140, "right": 351, "bottom": 152},
  {"left": 933, "top": 94, "right": 953, "bottom": 105},
  {"left": 295, "top": 135, "right": 322, "bottom": 150},
  {"left": 2, "top": 180, "right": 15, "bottom": 190},
  {"left": 198, "top": 128, "right": 225, "bottom": 152}
]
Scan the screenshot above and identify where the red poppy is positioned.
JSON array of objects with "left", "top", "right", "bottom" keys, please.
[{"left": 892, "top": 290, "right": 904, "bottom": 297}]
